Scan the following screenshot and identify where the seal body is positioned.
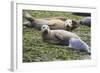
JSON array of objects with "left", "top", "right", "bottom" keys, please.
[{"left": 41, "top": 25, "right": 79, "bottom": 45}]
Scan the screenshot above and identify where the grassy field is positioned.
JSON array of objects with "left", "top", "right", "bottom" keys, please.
[{"left": 23, "top": 10, "right": 91, "bottom": 62}]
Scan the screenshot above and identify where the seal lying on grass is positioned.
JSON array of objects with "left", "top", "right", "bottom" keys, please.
[
  {"left": 79, "top": 17, "right": 91, "bottom": 27},
  {"left": 41, "top": 25, "right": 91, "bottom": 55},
  {"left": 23, "top": 12, "right": 79, "bottom": 31}
]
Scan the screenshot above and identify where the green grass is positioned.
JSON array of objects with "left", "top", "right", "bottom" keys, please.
[{"left": 23, "top": 10, "right": 91, "bottom": 62}]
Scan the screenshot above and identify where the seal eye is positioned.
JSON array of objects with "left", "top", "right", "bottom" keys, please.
[{"left": 42, "top": 26, "right": 45, "bottom": 29}]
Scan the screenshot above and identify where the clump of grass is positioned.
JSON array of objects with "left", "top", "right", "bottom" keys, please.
[{"left": 23, "top": 10, "right": 91, "bottom": 62}]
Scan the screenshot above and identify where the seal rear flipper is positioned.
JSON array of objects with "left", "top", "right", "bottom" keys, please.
[{"left": 69, "top": 38, "right": 91, "bottom": 55}]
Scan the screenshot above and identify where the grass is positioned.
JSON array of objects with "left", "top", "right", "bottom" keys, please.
[{"left": 23, "top": 10, "right": 91, "bottom": 62}]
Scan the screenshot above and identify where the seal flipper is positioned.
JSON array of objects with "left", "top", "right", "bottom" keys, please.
[{"left": 69, "top": 38, "right": 91, "bottom": 55}]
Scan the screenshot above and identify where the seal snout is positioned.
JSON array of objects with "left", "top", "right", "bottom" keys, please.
[{"left": 43, "top": 29, "right": 48, "bottom": 34}]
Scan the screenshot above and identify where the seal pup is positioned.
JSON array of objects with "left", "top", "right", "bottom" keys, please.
[
  {"left": 41, "top": 25, "right": 91, "bottom": 54},
  {"left": 24, "top": 12, "right": 79, "bottom": 30}
]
